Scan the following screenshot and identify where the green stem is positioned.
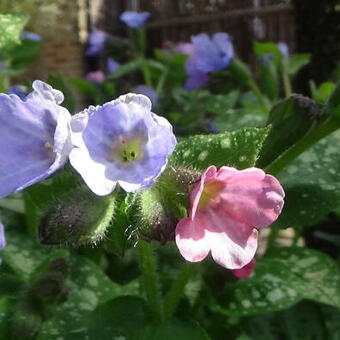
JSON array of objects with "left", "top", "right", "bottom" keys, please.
[
  {"left": 282, "top": 62, "right": 292, "bottom": 97},
  {"left": 137, "top": 240, "right": 164, "bottom": 322},
  {"left": 156, "top": 67, "right": 169, "bottom": 95},
  {"left": 248, "top": 80, "right": 271, "bottom": 112},
  {"left": 267, "top": 227, "right": 279, "bottom": 249},
  {"left": 265, "top": 117, "right": 340, "bottom": 176},
  {"left": 163, "top": 263, "right": 195, "bottom": 321}
]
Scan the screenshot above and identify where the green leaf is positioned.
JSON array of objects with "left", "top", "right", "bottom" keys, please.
[
  {"left": 257, "top": 95, "right": 320, "bottom": 168},
  {"left": 287, "top": 54, "right": 311, "bottom": 76},
  {"left": 228, "top": 58, "right": 252, "bottom": 86},
  {"left": 170, "top": 127, "right": 270, "bottom": 170},
  {"left": 10, "top": 38, "right": 42, "bottom": 68},
  {"left": 69, "top": 78, "right": 100, "bottom": 101},
  {"left": 0, "top": 14, "right": 28, "bottom": 55},
  {"left": 314, "top": 82, "right": 336, "bottom": 103},
  {"left": 206, "top": 91, "right": 240, "bottom": 115},
  {"left": 0, "top": 297, "right": 15, "bottom": 338},
  {"left": 258, "top": 60, "right": 279, "bottom": 101},
  {"left": 253, "top": 42, "right": 282, "bottom": 66},
  {"left": 325, "top": 81, "right": 340, "bottom": 118},
  {"left": 1, "top": 230, "right": 65, "bottom": 281},
  {"left": 131, "top": 320, "right": 210, "bottom": 340},
  {"left": 37, "top": 257, "right": 138, "bottom": 339},
  {"left": 108, "top": 60, "right": 144, "bottom": 79},
  {"left": 218, "top": 247, "right": 340, "bottom": 317},
  {"left": 274, "top": 131, "right": 340, "bottom": 229}
]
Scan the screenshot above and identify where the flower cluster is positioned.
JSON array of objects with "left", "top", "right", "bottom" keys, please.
[{"left": 0, "top": 81, "right": 176, "bottom": 198}]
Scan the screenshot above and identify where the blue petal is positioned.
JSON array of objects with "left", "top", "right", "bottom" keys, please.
[
  {"left": 0, "top": 81, "right": 71, "bottom": 198},
  {"left": 120, "top": 11, "right": 150, "bottom": 28}
]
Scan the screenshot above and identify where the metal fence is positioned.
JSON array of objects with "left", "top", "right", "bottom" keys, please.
[{"left": 141, "top": 0, "right": 294, "bottom": 62}]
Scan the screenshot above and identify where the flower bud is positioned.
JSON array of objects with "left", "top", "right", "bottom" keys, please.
[
  {"left": 136, "top": 166, "right": 201, "bottom": 243},
  {"left": 39, "top": 189, "right": 115, "bottom": 246}
]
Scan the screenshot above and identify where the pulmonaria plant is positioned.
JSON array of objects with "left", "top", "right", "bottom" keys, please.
[
  {"left": 69, "top": 94, "right": 176, "bottom": 195},
  {"left": 120, "top": 11, "right": 151, "bottom": 28},
  {"left": 175, "top": 166, "right": 284, "bottom": 269},
  {"left": 0, "top": 81, "right": 72, "bottom": 198}
]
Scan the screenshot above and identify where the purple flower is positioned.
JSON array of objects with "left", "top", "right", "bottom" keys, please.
[
  {"left": 184, "top": 57, "right": 210, "bottom": 91},
  {"left": 0, "top": 220, "right": 5, "bottom": 265},
  {"left": 69, "top": 94, "right": 176, "bottom": 195},
  {"left": 107, "top": 58, "right": 120, "bottom": 73},
  {"left": 189, "top": 33, "right": 234, "bottom": 73},
  {"left": 120, "top": 11, "right": 150, "bottom": 28},
  {"left": 86, "top": 71, "right": 105, "bottom": 84},
  {"left": 133, "top": 85, "right": 158, "bottom": 108},
  {"left": 86, "top": 27, "right": 107, "bottom": 56},
  {"left": 277, "top": 42, "right": 289, "bottom": 58},
  {"left": 175, "top": 42, "right": 194, "bottom": 56},
  {"left": 0, "top": 81, "right": 72, "bottom": 198},
  {"left": 22, "top": 31, "right": 42, "bottom": 41},
  {"left": 7, "top": 85, "right": 27, "bottom": 99}
]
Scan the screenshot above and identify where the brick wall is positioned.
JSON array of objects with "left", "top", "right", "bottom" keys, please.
[{"left": 25, "top": 1, "right": 84, "bottom": 80}]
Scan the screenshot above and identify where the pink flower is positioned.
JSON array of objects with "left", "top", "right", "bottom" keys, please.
[
  {"left": 175, "top": 166, "right": 284, "bottom": 269},
  {"left": 85, "top": 71, "right": 105, "bottom": 84},
  {"left": 232, "top": 258, "right": 256, "bottom": 279}
]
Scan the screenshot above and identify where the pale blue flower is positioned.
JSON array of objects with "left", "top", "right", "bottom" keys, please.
[
  {"left": 133, "top": 85, "right": 158, "bottom": 108},
  {"left": 0, "top": 81, "right": 72, "bottom": 198},
  {"left": 185, "top": 58, "right": 210, "bottom": 91},
  {"left": 107, "top": 58, "right": 120, "bottom": 73},
  {"left": 22, "top": 31, "right": 42, "bottom": 41},
  {"left": 7, "top": 85, "right": 27, "bottom": 99},
  {"left": 69, "top": 94, "right": 176, "bottom": 195},
  {"left": 120, "top": 11, "right": 150, "bottom": 28},
  {"left": 190, "top": 32, "right": 234, "bottom": 73},
  {"left": 277, "top": 42, "right": 289, "bottom": 58},
  {"left": 86, "top": 28, "right": 107, "bottom": 56}
]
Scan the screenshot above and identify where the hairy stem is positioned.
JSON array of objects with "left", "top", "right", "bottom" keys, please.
[
  {"left": 137, "top": 240, "right": 164, "bottom": 322},
  {"left": 163, "top": 262, "right": 195, "bottom": 321}
]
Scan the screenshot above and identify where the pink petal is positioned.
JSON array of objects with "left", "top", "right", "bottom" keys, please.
[
  {"left": 175, "top": 216, "right": 210, "bottom": 263},
  {"left": 217, "top": 167, "right": 284, "bottom": 228},
  {"left": 232, "top": 258, "right": 256, "bottom": 279},
  {"left": 189, "top": 165, "right": 217, "bottom": 219},
  {"left": 204, "top": 208, "right": 258, "bottom": 269}
]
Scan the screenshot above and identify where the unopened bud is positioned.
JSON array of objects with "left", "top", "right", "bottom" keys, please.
[
  {"left": 136, "top": 166, "right": 201, "bottom": 243},
  {"left": 39, "top": 189, "right": 115, "bottom": 246}
]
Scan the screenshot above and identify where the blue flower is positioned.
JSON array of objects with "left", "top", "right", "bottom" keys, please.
[
  {"left": 0, "top": 220, "right": 5, "bottom": 265},
  {"left": 190, "top": 33, "right": 234, "bottom": 72},
  {"left": 277, "top": 42, "right": 289, "bottom": 58},
  {"left": 184, "top": 58, "right": 210, "bottom": 91},
  {"left": 107, "top": 58, "right": 120, "bottom": 73},
  {"left": 7, "top": 85, "right": 27, "bottom": 99},
  {"left": 120, "top": 11, "right": 150, "bottom": 28},
  {"left": 0, "top": 81, "right": 72, "bottom": 198},
  {"left": 86, "top": 28, "right": 107, "bottom": 56},
  {"left": 133, "top": 85, "right": 158, "bottom": 108},
  {"left": 69, "top": 94, "right": 176, "bottom": 195},
  {"left": 22, "top": 31, "right": 42, "bottom": 41}
]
